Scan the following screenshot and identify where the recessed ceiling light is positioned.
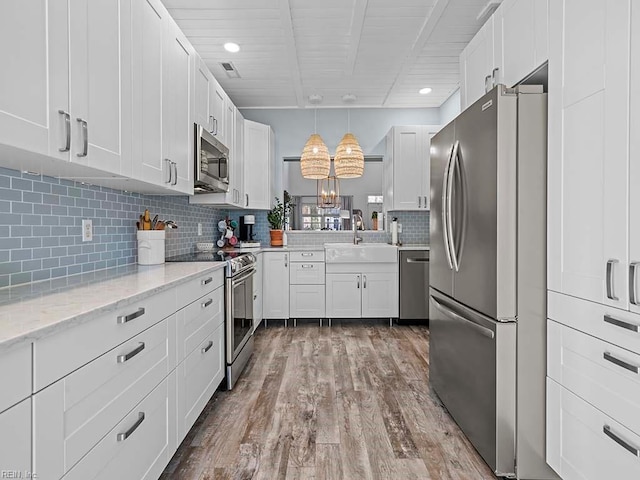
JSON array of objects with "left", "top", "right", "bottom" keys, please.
[
  {"left": 419, "top": 87, "right": 432, "bottom": 95},
  {"left": 224, "top": 42, "right": 240, "bottom": 53}
]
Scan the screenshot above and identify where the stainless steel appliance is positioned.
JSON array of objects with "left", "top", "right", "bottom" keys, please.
[
  {"left": 166, "top": 251, "right": 257, "bottom": 390},
  {"left": 194, "top": 124, "right": 229, "bottom": 193},
  {"left": 225, "top": 253, "right": 256, "bottom": 389},
  {"left": 429, "top": 85, "right": 557, "bottom": 479},
  {"left": 399, "top": 249, "right": 429, "bottom": 322}
]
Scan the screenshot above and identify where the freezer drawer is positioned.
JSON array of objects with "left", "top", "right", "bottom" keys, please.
[
  {"left": 429, "top": 288, "right": 516, "bottom": 476},
  {"left": 399, "top": 250, "right": 429, "bottom": 320}
]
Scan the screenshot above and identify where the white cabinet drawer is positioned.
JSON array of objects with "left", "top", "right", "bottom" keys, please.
[
  {"left": 62, "top": 375, "right": 174, "bottom": 480},
  {"left": 548, "top": 320, "right": 640, "bottom": 436},
  {"left": 290, "top": 285, "right": 325, "bottom": 318},
  {"left": 289, "top": 262, "right": 325, "bottom": 285},
  {"left": 176, "top": 268, "right": 225, "bottom": 307},
  {"left": 177, "top": 285, "right": 224, "bottom": 361},
  {"left": 0, "top": 342, "right": 31, "bottom": 412},
  {"left": 34, "top": 317, "right": 173, "bottom": 479},
  {"left": 290, "top": 250, "right": 325, "bottom": 262},
  {"left": 177, "top": 322, "right": 224, "bottom": 442},
  {"left": 34, "top": 287, "right": 177, "bottom": 391},
  {"left": 547, "top": 378, "right": 640, "bottom": 479},
  {"left": 0, "top": 398, "right": 31, "bottom": 478},
  {"left": 549, "top": 290, "right": 640, "bottom": 356}
]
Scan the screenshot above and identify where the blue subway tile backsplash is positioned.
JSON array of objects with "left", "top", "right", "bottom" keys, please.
[{"left": 0, "top": 167, "right": 228, "bottom": 288}]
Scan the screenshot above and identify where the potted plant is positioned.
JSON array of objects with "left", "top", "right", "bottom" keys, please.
[
  {"left": 371, "top": 211, "right": 378, "bottom": 231},
  {"left": 267, "top": 192, "right": 292, "bottom": 246}
]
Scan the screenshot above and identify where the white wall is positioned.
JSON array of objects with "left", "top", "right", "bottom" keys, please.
[{"left": 439, "top": 89, "right": 461, "bottom": 126}]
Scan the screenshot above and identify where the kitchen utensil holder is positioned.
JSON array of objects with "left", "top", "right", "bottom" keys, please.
[{"left": 137, "top": 230, "right": 166, "bottom": 265}]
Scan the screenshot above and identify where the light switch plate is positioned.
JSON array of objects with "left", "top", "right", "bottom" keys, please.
[{"left": 82, "top": 219, "right": 92, "bottom": 242}]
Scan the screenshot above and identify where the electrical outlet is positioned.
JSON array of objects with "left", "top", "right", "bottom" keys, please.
[
  {"left": 82, "top": 219, "right": 93, "bottom": 242},
  {"left": 398, "top": 223, "right": 403, "bottom": 233},
  {"left": 197, "top": 223, "right": 202, "bottom": 236}
]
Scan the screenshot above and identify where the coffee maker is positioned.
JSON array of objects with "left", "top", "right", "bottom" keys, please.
[{"left": 239, "top": 215, "right": 260, "bottom": 247}]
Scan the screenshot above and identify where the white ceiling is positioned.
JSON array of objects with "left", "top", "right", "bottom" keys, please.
[{"left": 164, "top": 0, "right": 493, "bottom": 109}]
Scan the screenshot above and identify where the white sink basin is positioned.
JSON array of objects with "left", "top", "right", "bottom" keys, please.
[{"left": 324, "top": 243, "right": 398, "bottom": 263}]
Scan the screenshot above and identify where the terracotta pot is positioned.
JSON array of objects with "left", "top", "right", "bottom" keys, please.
[{"left": 270, "top": 229, "right": 283, "bottom": 246}]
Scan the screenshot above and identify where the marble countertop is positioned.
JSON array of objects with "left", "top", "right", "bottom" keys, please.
[{"left": 0, "top": 262, "right": 226, "bottom": 351}]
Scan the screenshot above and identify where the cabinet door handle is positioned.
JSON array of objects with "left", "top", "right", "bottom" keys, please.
[
  {"left": 117, "top": 342, "right": 145, "bottom": 363},
  {"left": 492, "top": 67, "right": 500, "bottom": 86},
  {"left": 171, "top": 162, "right": 178, "bottom": 186},
  {"left": 363, "top": 275, "right": 367, "bottom": 288},
  {"left": 245, "top": 193, "right": 249, "bottom": 207},
  {"left": 284, "top": 254, "right": 288, "bottom": 268},
  {"left": 165, "top": 159, "right": 172, "bottom": 184},
  {"left": 201, "top": 340, "right": 214, "bottom": 354},
  {"left": 357, "top": 275, "right": 360, "bottom": 289},
  {"left": 76, "top": 118, "right": 88, "bottom": 157},
  {"left": 117, "top": 307, "right": 145, "bottom": 324},
  {"left": 603, "top": 425, "right": 640, "bottom": 456},
  {"left": 485, "top": 75, "right": 492, "bottom": 93},
  {"left": 604, "top": 314, "right": 639, "bottom": 333},
  {"left": 58, "top": 110, "right": 71, "bottom": 152},
  {"left": 603, "top": 351, "right": 639, "bottom": 374},
  {"left": 418, "top": 196, "right": 422, "bottom": 208},
  {"left": 202, "top": 298, "right": 213, "bottom": 308},
  {"left": 213, "top": 117, "right": 218, "bottom": 135},
  {"left": 117, "top": 412, "right": 145, "bottom": 442},
  {"left": 201, "top": 277, "right": 213, "bottom": 285},
  {"left": 606, "top": 259, "right": 619, "bottom": 301},
  {"left": 424, "top": 196, "right": 428, "bottom": 208},
  {"left": 209, "top": 115, "right": 214, "bottom": 134},
  {"left": 630, "top": 262, "right": 640, "bottom": 306}
]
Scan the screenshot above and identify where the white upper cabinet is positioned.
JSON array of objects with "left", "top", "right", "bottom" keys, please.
[
  {"left": 194, "top": 56, "right": 214, "bottom": 132},
  {"left": 547, "top": 0, "right": 630, "bottom": 310},
  {"left": 211, "top": 77, "right": 226, "bottom": 144},
  {"left": 162, "top": 18, "right": 194, "bottom": 194},
  {"left": 460, "top": 0, "right": 549, "bottom": 110},
  {"left": 131, "top": 0, "right": 167, "bottom": 187},
  {"left": 0, "top": 0, "right": 68, "bottom": 160},
  {"left": 68, "top": 0, "right": 131, "bottom": 175},
  {"left": 384, "top": 126, "right": 435, "bottom": 212},
  {"left": 244, "top": 120, "right": 275, "bottom": 210},
  {"left": 628, "top": 4, "right": 640, "bottom": 316}
]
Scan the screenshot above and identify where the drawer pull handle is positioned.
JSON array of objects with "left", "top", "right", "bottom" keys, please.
[
  {"left": 631, "top": 262, "right": 640, "bottom": 306},
  {"left": 606, "top": 259, "right": 619, "bottom": 301},
  {"left": 202, "top": 277, "right": 213, "bottom": 285},
  {"left": 603, "top": 425, "right": 640, "bottom": 456},
  {"left": 603, "top": 352, "right": 639, "bottom": 374},
  {"left": 202, "top": 340, "right": 214, "bottom": 354},
  {"left": 202, "top": 298, "right": 213, "bottom": 308},
  {"left": 117, "top": 412, "right": 145, "bottom": 442},
  {"left": 117, "top": 342, "right": 145, "bottom": 364},
  {"left": 301, "top": 253, "right": 314, "bottom": 257},
  {"left": 604, "top": 314, "right": 639, "bottom": 333},
  {"left": 117, "top": 307, "right": 145, "bottom": 324},
  {"left": 301, "top": 264, "right": 314, "bottom": 269}
]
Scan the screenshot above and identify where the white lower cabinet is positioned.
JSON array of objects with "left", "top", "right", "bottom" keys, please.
[
  {"left": 0, "top": 398, "right": 31, "bottom": 479},
  {"left": 176, "top": 322, "right": 224, "bottom": 443},
  {"left": 0, "top": 342, "right": 31, "bottom": 414},
  {"left": 263, "top": 252, "right": 290, "bottom": 319},
  {"left": 62, "top": 374, "right": 175, "bottom": 480},
  {"left": 34, "top": 316, "right": 174, "bottom": 479},
  {"left": 547, "top": 378, "right": 640, "bottom": 479},
  {"left": 289, "top": 253, "right": 325, "bottom": 319},
  {"left": 290, "top": 285, "right": 325, "bottom": 318},
  {"left": 326, "top": 269, "right": 398, "bottom": 319},
  {"left": 253, "top": 253, "right": 264, "bottom": 331}
]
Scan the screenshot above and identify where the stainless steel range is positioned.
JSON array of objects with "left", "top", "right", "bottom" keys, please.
[
  {"left": 224, "top": 253, "right": 256, "bottom": 389},
  {"left": 166, "top": 251, "right": 257, "bottom": 389}
]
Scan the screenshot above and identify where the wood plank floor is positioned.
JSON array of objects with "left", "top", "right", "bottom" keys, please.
[{"left": 161, "top": 320, "right": 498, "bottom": 480}]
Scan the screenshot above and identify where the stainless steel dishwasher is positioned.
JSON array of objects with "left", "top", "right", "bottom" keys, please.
[{"left": 399, "top": 249, "right": 429, "bottom": 322}]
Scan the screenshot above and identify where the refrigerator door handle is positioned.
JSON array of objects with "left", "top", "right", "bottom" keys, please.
[
  {"left": 446, "top": 140, "right": 460, "bottom": 272},
  {"left": 442, "top": 143, "right": 455, "bottom": 270},
  {"left": 430, "top": 295, "right": 495, "bottom": 339}
]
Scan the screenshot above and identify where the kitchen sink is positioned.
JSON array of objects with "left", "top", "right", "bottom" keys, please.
[{"left": 324, "top": 243, "right": 398, "bottom": 263}]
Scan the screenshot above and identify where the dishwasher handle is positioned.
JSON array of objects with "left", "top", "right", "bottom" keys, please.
[{"left": 406, "top": 257, "right": 429, "bottom": 263}]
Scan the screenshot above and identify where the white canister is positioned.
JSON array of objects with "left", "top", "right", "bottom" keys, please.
[
  {"left": 377, "top": 212, "right": 384, "bottom": 231},
  {"left": 137, "top": 230, "right": 166, "bottom": 265}
]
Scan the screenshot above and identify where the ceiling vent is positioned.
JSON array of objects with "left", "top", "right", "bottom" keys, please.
[{"left": 220, "top": 62, "right": 240, "bottom": 79}]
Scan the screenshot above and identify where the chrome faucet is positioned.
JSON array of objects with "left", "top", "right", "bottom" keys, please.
[{"left": 352, "top": 214, "right": 363, "bottom": 245}]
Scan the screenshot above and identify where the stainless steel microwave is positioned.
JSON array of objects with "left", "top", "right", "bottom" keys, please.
[{"left": 194, "top": 124, "right": 229, "bottom": 193}]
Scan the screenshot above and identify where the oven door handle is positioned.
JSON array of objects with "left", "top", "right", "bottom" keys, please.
[{"left": 232, "top": 268, "right": 256, "bottom": 286}]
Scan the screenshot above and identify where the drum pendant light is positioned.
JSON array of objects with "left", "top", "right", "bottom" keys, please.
[
  {"left": 334, "top": 110, "right": 364, "bottom": 178},
  {"left": 300, "top": 108, "right": 330, "bottom": 179}
]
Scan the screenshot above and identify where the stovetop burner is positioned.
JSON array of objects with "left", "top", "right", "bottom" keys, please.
[{"left": 166, "top": 250, "right": 256, "bottom": 277}]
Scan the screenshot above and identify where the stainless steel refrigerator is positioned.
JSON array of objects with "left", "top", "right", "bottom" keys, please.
[{"left": 429, "top": 85, "right": 557, "bottom": 479}]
